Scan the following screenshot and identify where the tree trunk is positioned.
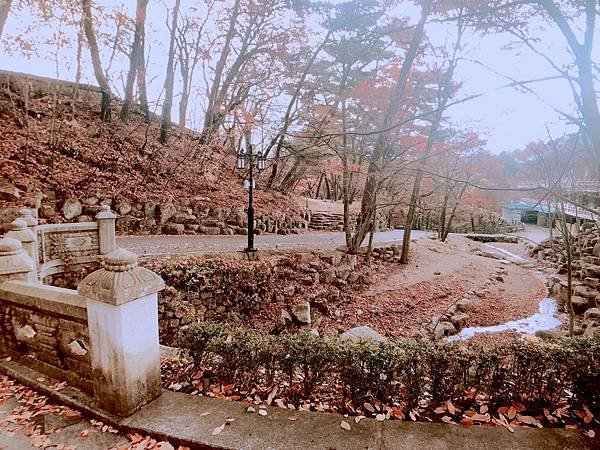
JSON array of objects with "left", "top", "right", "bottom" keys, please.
[
  {"left": 136, "top": 29, "right": 149, "bottom": 121},
  {"left": 0, "top": 0, "right": 11, "bottom": 39},
  {"left": 160, "top": 0, "right": 181, "bottom": 144},
  {"left": 121, "top": 0, "right": 148, "bottom": 120},
  {"left": 82, "top": 0, "right": 111, "bottom": 122}
]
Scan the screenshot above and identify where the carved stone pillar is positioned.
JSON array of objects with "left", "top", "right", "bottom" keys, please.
[
  {"left": 95, "top": 205, "right": 117, "bottom": 255},
  {"left": 0, "top": 238, "right": 36, "bottom": 284},
  {"left": 5, "top": 219, "right": 38, "bottom": 272},
  {"left": 17, "top": 207, "right": 38, "bottom": 231},
  {"left": 78, "top": 248, "right": 164, "bottom": 416}
]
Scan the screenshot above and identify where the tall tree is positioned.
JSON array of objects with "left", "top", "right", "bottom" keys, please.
[
  {"left": 351, "top": 1, "right": 431, "bottom": 253},
  {"left": 160, "top": 0, "right": 181, "bottom": 144},
  {"left": 81, "top": 0, "right": 111, "bottom": 121},
  {"left": 0, "top": 0, "right": 11, "bottom": 38},
  {"left": 120, "top": 0, "right": 148, "bottom": 120}
]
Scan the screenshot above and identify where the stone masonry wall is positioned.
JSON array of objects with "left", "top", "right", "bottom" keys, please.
[
  {"left": 144, "top": 246, "right": 401, "bottom": 345},
  {"left": 0, "top": 284, "right": 92, "bottom": 393},
  {"left": 1, "top": 191, "right": 308, "bottom": 236}
]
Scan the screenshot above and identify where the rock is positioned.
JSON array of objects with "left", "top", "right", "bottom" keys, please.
[
  {"left": 158, "top": 202, "right": 178, "bottom": 225},
  {"left": 593, "top": 242, "right": 600, "bottom": 258},
  {"left": 172, "top": 213, "right": 197, "bottom": 224},
  {"left": 291, "top": 302, "right": 311, "bottom": 324},
  {"left": 434, "top": 321, "right": 457, "bottom": 339},
  {"left": 317, "top": 267, "right": 334, "bottom": 284},
  {"left": 281, "top": 309, "right": 293, "bottom": 326},
  {"left": 449, "top": 313, "right": 470, "bottom": 328},
  {"left": 115, "top": 201, "right": 132, "bottom": 216},
  {"left": 456, "top": 298, "right": 473, "bottom": 312},
  {"left": 83, "top": 196, "right": 99, "bottom": 205},
  {"left": 67, "top": 340, "right": 88, "bottom": 356},
  {"left": 584, "top": 307, "right": 600, "bottom": 321},
  {"left": 15, "top": 324, "right": 36, "bottom": 341},
  {"left": 340, "top": 326, "right": 386, "bottom": 343},
  {"left": 163, "top": 223, "right": 185, "bottom": 235},
  {"left": 535, "top": 329, "right": 563, "bottom": 340},
  {"left": 201, "top": 226, "right": 221, "bottom": 235},
  {"left": 39, "top": 204, "right": 57, "bottom": 219},
  {"left": 87, "top": 125, "right": 100, "bottom": 137},
  {"left": 62, "top": 197, "right": 82, "bottom": 219},
  {"left": 571, "top": 296, "right": 589, "bottom": 313},
  {"left": 0, "top": 184, "right": 21, "bottom": 201},
  {"left": 336, "top": 265, "right": 351, "bottom": 282}
]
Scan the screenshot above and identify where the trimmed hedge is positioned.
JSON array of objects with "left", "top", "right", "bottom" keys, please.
[{"left": 180, "top": 323, "right": 600, "bottom": 413}]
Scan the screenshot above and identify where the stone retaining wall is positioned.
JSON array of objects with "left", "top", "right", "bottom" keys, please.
[
  {"left": 1, "top": 193, "right": 309, "bottom": 236},
  {"left": 0, "top": 281, "right": 92, "bottom": 393},
  {"left": 145, "top": 245, "right": 399, "bottom": 345}
]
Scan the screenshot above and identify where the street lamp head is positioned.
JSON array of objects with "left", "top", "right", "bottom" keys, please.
[
  {"left": 258, "top": 154, "right": 266, "bottom": 171},
  {"left": 236, "top": 154, "right": 245, "bottom": 169}
]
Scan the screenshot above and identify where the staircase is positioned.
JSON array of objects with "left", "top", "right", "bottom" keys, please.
[{"left": 308, "top": 211, "right": 345, "bottom": 231}]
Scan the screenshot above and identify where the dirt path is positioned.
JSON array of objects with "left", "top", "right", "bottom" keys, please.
[
  {"left": 118, "top": 229, "right": 431, "bottom": 256},
  {"left": 315, "top": 236, "right": 547, "bottom": 339}
]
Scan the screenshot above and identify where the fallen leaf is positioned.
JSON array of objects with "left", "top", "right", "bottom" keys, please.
[
  {"left": 288, "top": 416, "right": 299, "bottom": 422},
  {"left": 375, "top": 414, "right": 385, "bottom": 422},
  {"left": 446, "top": 400, "right": 456, "bottom": 415},
  {"left": 258, "top": 409, "right": 267, "bottom": 416},
  {"left": 354, "top": 415, "right": 365, "bottom": 424},
  {"left": 586, "top": 430, "right": 595, "bottom": 438},
  {"left": 340, "top": 420, "right": 351, "bottom": 431},
  {"left": 212, "top": 424, "right": 226, "bottom": 435},
  {"left": 434, "top": 406, "right": 446, "bottom": 415}
]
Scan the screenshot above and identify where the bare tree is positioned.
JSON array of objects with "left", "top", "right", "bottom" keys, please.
[
  {"left": 120, "top": 0, "right": 148, "bottom": 120},
  {"left": 159, "top": 0, "right": 181, "bottom": 144},
  {"left": 81, "top": 0, "right": 111, "bottom": 121}
]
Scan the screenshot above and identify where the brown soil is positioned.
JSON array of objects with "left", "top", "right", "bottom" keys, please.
[{"left": 314, "top": 236, "right": 546, "bottom": 339}]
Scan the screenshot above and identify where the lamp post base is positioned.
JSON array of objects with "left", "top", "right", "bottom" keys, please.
[{"left": 244, "top": 247, "right": 257, "bottom": 253}]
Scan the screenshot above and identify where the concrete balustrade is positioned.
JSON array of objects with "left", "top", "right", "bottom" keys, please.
[
  {"left": 78, "top": 248, "right": 165, "bottom": 416},
  {"left": 0, "top": 208, "right": 166, "bottom": 417}
]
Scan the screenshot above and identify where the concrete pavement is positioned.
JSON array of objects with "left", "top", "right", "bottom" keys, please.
[{"left": 118, "top": 229, "right": 431, "bottom": 256}]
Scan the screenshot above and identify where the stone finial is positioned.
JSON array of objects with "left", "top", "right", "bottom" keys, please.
[
  {"left": 0, "top": 237, "right": 35, "bottom": 282},
  {"left": 18, "top": 208, "right": 38, "bottom": 228},
  {"left": 6, "top": 219, "right": 35, "bottom": 243},
  {"left": 95, "top": 204, "right": 117, "bottom": 220},
  {"left": 78, "top": 248, "right": 164, "bottom": 305}
]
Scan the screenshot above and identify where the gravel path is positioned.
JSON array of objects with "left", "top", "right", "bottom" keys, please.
[{"left": 118, "top": 229, "right": 431, "bottom": 256}]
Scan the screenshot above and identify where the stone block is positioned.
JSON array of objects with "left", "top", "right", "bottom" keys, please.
[
  {"left": 163, "top": 223, "right": 185, "bottom": 235},
  {"left": 62, "top": 198, "right": 82, "bottom": 220}
]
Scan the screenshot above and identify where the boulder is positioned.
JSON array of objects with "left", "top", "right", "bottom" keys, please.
[
  {"left": 535, "top": 329, "right": 563, "bottom": 340},
  {"left": 39, "top": 204, "right": 57, "bottom": 219},
  {"left": 115, "top": 201, "right": 132, "bottom": 216},
  {"left": 340, "top": 326, "right": 386, "bottom": 343},
  {"left": 62, "top": 197, "right": 82, "bottom": 219},
  {"left": 449, "top": 312, "right": 470, "bottom": 329},
  {"left": 158, "top": 202, "right": 178, "bottom": 225},
  {"left": 584, "top": 307, "right": 600, "bottom": 321},
  {"left": 0, "top": 184, "right": 20, "bottom": 201},
  {"left": 163, "top": 223, "right": 185, "bottom": 235},
  {"left": 336, "top": 265, "right": 351, "bottom": 282},
  {"left": 434, "top": 321, "right": 457, "bottom": 339},
  {"left": 201, "top": 226, "right": 221, "bottom": 235},
  {"left": 456, "top": 298, "right": 473, "bottom": 312},
  {"left": 291, "top": 302, "right": 311, "bottom": 324},
  {"left": 571, "top": 296, "right": 589, "bottom": 313},
  {"left": 321, "top": 268, "right": 336, "bottom": 284}
]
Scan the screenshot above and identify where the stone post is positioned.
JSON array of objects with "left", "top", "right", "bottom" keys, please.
[
  {"left": 18, "top": 207, "right": 38, "bottom": 231},
  {"left": 0, "top": 238, "right": 36, "bottom": 284},
  {"left": 78, "top": 248, "right": 165, "bottom": 416},
  {"left": 95, "top": 205, "right": 117, "bottom": 255},
  {"left": 6, "top": 218, "right": 38, "bottom": 270}
]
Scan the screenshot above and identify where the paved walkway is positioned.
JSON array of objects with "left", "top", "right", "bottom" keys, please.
[
  {"left": 118, "top": 229, "right": 430, "bottom": 256},
  {"left": 1, "top": 360, "right": 596, "bottom": 450}
]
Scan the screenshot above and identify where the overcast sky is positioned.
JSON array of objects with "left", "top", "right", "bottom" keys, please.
[{"left": 0, "top": 0, "right": 596, "bottom": 154}]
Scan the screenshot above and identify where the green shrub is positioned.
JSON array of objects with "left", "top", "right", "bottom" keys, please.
[{"left": 180, "top": 322, "right": 600, "bottom": 413}]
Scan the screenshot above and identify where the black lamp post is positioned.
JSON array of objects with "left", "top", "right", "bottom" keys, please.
[{"left": 236, "top": 143, "right": 266, "bottom": 252}]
